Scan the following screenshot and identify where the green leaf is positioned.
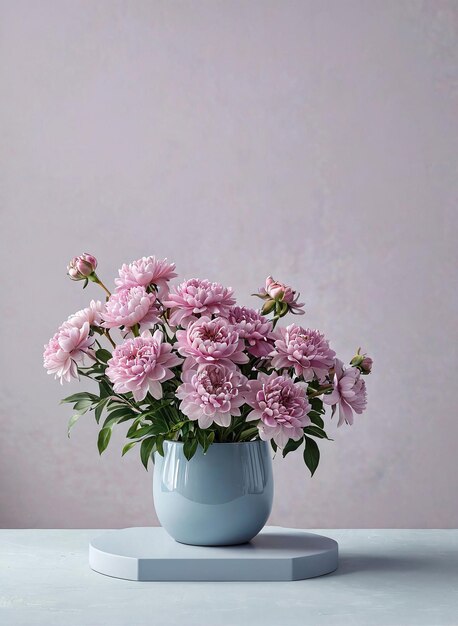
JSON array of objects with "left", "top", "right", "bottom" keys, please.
[
  {"left": 127, "top": 416, "right": 169, "bottom": 439},
  {"left": 67, "top": 414, "right": 81, "bottom": 437},
  {"left": 98, "top": 379, "right": 112, "bottom": 399},
  {"left": 309, "top": 397, "right": 325, "bottom": 414},
  {"left": 140, "top": 403, "right": 171, "bottom": 419},
  {"left": 122, "top": 441, "right": 138, "bottom": 456},
  {"left": 303, "top": 425, "right": 331, "bottom": 440},
  {"left": 126, "top": 417, "right": 143, "bottom": 438},
  {"left": 102, "top": 415, "right": 122, "bottom": 430},
  {"left": 201, "top": 431, "right": 213, "bottom": 454},
  {"left": 261, "top": 299, "right": 276, "bottom": 315},
  {"left": 196, "top": 429, "right": 206, "bottom": 449},
  {"left": 200, "top": 430, "right": 215, "bottom": 452},
  {"left": 97, "top": 427, "right": 112, "bottom": 455},
  {"left": 73, "top": 399, "right": 94, "bottom": 412},
  {"left": 107, "top": 402, "right": 133, "bottom": 413},
  {"left": 117, "top": 413, "right": 138, "bottom": 425},
  {"left": 270, "top": 440, "right": 278, "bottom": 453},
  {"left": 170, "top": 420, "right": 188, "bottom": 433},
  {"left": 103, "top": 407, "right": 135, "bottom": 427},
  {"left": 183, "top": 437, "right": 198, "bottom": 461},
  {"left": 94, "top": 397, "right": 110, "bottom": 424},
  {"left": 155, "top": 435, "right": 165, "bottom": 457},
  {"left": 96, "top": 348, "right": 112, "bottom": 364},
  {"left": 238, "top": 426, "right": 259, "bottom": 441},
  {"left": 308, "top": 411, "right": 325, "bottom": 428},
  {"left": 140, "top": 436, "right": 157, "bottom": 470},
  {"left": 126, "top": 425, "right": 156, "bottom": 439},
  {"left": 282, "top": 436, "right": 304, "bottom": 457},
  {"left": 147, "top": 420, "right": 169, "bottom": 435},
  {"left": 303, "top": 436, "right": 320, "bottom": 476},
  {"left": 61, "top": 392, "right": 98, "bottom": 405}
]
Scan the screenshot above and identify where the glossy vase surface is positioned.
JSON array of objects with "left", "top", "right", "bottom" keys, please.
[{"left": 153, "top": 440, "right": 274, "bottom": 546}]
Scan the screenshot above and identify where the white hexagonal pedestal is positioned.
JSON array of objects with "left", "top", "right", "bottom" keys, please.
[{"left": 89, "top": 526, "right": 338, "bottom": 581}]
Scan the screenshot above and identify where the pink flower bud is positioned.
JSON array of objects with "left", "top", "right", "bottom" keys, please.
[
  {"left": 265, "top": 276, "right": 286, "bottom": 300},
  {"left": 68, "top": 253, "right": 98, "bottom": 281},
  {"left": 350, "top": 349, "right": 373, "bottom": 375},
  {"left": 257, "top": 276, "right": 305, "bottom": 316},
  {"left": 360, "top": 356, "right": 373, "bottom": 375}
]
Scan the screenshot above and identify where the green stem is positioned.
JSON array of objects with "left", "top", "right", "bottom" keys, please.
[
  {"left": 308, "top": 385, "right": 333, "bottom": 399},
  {"left": 218, "top": 426, "right": 227, "bottom": 442},
  {"left": 104, "top": 330, "right": 116, "bottom": 349},
  {"left": 91, "top": 273, "right": 111, "bottom": 298}
]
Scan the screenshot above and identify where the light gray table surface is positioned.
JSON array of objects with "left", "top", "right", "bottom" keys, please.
[{"left": 1, "top": 529, "right": 457, "bottom": 626}]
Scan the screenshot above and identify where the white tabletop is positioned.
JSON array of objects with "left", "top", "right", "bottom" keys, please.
[{"left": 1, "top": 529, "right": 457, "bottom": 626}]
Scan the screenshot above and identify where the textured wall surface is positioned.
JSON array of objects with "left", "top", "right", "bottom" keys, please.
[{"left": 1, "top": 0, "right": 457, "bottom": 529}]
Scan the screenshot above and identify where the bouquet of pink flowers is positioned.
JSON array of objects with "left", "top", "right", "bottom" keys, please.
[{"left": 44, "top": 254, "right": 372, "bottom": 475}]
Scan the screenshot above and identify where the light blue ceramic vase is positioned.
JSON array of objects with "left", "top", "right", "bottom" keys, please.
[{"left": 153, "top": 440, "right": 274, "bottom": 546}]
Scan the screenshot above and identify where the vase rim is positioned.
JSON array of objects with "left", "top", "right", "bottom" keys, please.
[{"left": 162, "top": 439, "right": 264, "bottom": 446}]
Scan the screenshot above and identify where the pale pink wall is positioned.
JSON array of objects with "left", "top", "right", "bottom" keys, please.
[{"left": 1, "top": 0, "right": 457, "bottom": 528}]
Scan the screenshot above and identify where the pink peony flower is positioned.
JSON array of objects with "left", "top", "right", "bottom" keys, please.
[
  {"left": 323, "top": 359, "right": 367, "bottom": 426},
  {"left": 176, "top": 364, "right": 248, "bottom": 428},
  {"left": 225, "top": 306, "right": 273, "bottom": 358},
  {"left": 43, "top": 321, "right": 94, "bottom": 384},
  {"left": 246, "top": 372, "right": 311, "bottom": 448},
  {"left": 175, "top": 316, "right": 248, "bottom": 370},
  {"left": 102, "top": 286, "right": 161, "bottom": 330},
  {"left": 257, "top": 276, "right": 305, "bottom": 316},
  {"left": 115, "top": 256, "right": 177, "bottom": 295},
  {"left": 163, "top": 278, "right": 236, "bottom": 327},
  {"left": 68, "top": 253, "right": 98, "bottom": 280},
  {"left": 106, "top": 330, "right": 182, "bottom": 401},
  {"left": 66, "top": 300, "right": 105, "bottom": 329},
  {"left": 270, "top": 324, "right": 335, "bottom": 382}
]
